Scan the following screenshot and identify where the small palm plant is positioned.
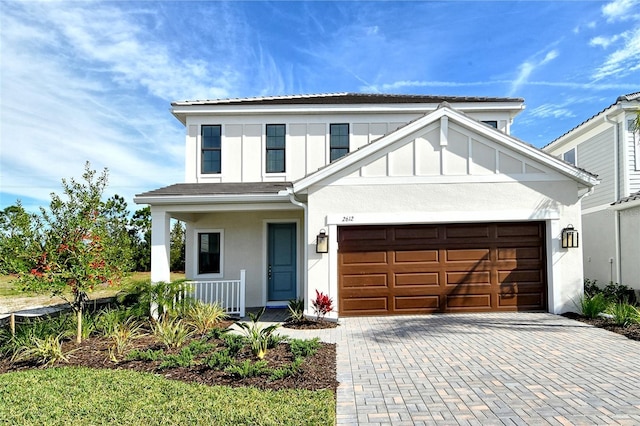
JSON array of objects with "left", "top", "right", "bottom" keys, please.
[
  {"left": 184, "top": 301, "right": 227, "bottom": 336},
  {"left": 236, "top": 307, "right": 279, "bottom": 360},
  {"left": 286, "top": 299, "right": 305, "bottom": 323}
]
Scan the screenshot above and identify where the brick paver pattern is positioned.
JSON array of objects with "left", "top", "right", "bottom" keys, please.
[{"left": 277, "top": 312, "right": 640, "bottom": 425}]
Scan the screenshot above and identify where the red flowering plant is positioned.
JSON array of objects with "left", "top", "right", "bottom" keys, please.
[
  {"left": 19, "top": 163, "right": 133, "bottom": 343},
  {"left": 311, "top": 290, "right": 334, "bottom": 322}
]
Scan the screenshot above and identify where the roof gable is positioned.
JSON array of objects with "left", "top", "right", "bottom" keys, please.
[{"left": 293, "top": 104, "right": 598, "bottom": 192}]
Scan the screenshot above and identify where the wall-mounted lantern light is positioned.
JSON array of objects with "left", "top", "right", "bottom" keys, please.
[
  {"left": 316, "top": 229, "right": 329, "bottom": 253},
  {"left": 561, "top": 225, "right": 579, "bottom": 248}
]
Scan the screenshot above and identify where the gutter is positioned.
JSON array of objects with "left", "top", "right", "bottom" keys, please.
[
  {"left": 603, "top": 113, "right": 622, "bottom": 284},
  {"left": 287, "top": 188, "right": 309, "bottom": 312},
  {"left": 133, "top": 193, "right": 291, "bottom": 205}
]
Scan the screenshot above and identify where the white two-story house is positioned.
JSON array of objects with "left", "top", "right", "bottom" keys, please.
[
  {"left": 544, "top": 93, "right": 640, "bottom": 290},
  {"left": 135, "top": 93, "right": 598, "bottom": 318}
]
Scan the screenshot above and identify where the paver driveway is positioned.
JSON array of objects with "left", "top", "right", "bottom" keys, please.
[{"left": 281, "top": 312, "right": 640, "bottom": 425}]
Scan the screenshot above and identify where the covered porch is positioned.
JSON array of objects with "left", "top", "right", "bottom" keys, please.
[{"left": 134, "top": 182, "right": 309, "bottom": 316}]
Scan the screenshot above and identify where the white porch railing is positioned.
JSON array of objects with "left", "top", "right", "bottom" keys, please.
[{"left": 184, "top": 270, "right": 246, "bottom": 317}]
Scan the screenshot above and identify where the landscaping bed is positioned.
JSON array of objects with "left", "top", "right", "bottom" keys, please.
[
  {"left": 0, "top": 322, "right": 337, "bottom": 392},
  {"left": 562, "top": 312, "right": 640, "bottom": 341}
]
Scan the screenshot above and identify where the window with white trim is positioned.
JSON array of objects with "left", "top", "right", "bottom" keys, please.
[
  {"left": 201, "top": 125, "right": 221, "bottom": 174},
  {"left": 330, "top": 123, "right": 349, "bottom": 162},
  {"left": 563, "top": 148, "right": 576, "bottom": 165},
  {"left": 197, "top": 230, "right": 223, "bottom": 276},
  {"left": 266, "top": 124, "right": 286, "bottom": 173}
]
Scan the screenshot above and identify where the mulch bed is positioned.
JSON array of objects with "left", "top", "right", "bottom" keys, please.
[
  {"left": 282, "top": 319, "right": 339, "bottom": 330},
  {"left": 0, "top": 323, "right": 338, "bottom": 392},
  {"left": 562, "top": 312, "right": 640, "bottom": 341}
]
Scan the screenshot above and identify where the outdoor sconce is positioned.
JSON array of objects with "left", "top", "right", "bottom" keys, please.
[
  {"left": 316, "top": 229, "right": 329, "bottom": 253},
  {"left": 561, "top": 225, "right": 579, "bottom": 248}
]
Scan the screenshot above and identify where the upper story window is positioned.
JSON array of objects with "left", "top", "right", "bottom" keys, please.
[
  {"left": 201, "top": 125, "right": 221, "bottom": 174},
  {"left": 330, "top": 123, "right": 349, "bottom": 162},
  {"left": 266, "top": 124, "right": 286, "bottom": 173},
  {"left": 563, "top": 148, "right": 576, "bottom": 165},
  {"left": 482, "top": 120, "right": 498, "bottom": 129}
]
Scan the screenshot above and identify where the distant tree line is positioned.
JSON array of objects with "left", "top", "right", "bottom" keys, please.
[{"left": 0, "top": 163, "right": 185, "bottom": 277}]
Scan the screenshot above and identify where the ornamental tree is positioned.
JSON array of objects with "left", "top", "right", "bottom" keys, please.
[{"left": 19, "top": 163, "right": 133, "bottom": 343}]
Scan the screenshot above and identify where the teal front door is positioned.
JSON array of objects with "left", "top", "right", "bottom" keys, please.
[{"left": 268, "top": 223, "right": 297, "bottom": 301}]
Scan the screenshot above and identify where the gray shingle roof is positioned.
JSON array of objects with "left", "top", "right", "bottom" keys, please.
[
  {"left": 172, "top": 92, "right": 524, "bottom": 106},
  {"left": 611, "top": 190, "right": 640, "bottom": 206},
  {"left": 544, "top": 92, "right": 640, "bottom": 149},
  {"left": 136, "top": 182, "right": 292, "bottom": 198}
]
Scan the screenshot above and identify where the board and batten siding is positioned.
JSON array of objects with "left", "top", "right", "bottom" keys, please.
[
  {"left": 626, "top": 117, "right": 640, "bottom": 194},
  {"left": 577, "top": 128, "right": 616, "bottom": 209}
]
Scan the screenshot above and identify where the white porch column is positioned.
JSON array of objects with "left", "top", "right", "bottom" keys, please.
[{"left": 151, "top": 207, "right": 171, "bottom": 283}]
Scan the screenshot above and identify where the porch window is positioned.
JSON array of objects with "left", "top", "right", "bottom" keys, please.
[
  {"left": 266, "top": 124, "right": 286, "bottom": 173},
  {"left": 330, "top": 123, "right": 349, "bottom": 162},
  {"left": 202, "top": 125, "right": 221, "bottom": 174},
  {"left": 198, "top": 232, "right": 221, "bottom": 274}
]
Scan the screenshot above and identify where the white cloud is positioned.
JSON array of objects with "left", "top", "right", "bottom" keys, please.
[
  {"left": 590, "top": 35, "right": 622, "bottom": 48},
  {"left": 592, "top": 27, "right": 640, "bottom": 79},
  {"left": 602, "top": 0, "right": 640, "bottom": 22},
  {"left": 509, "top": 49, "right": 559, "bottom": 96},
  {"left": 529, "top": 104, "right": 576, "bottom": 119},
  {"left": 0, "top": 2, "right": 235, "bottom": 209}
]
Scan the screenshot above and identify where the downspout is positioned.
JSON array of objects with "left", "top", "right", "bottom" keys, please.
[
  {"left": 288, "top": 188, "right": 308, "bottom": 309},
  {"left": 604, "top": 113, "right": 621, "bottom": 284}
]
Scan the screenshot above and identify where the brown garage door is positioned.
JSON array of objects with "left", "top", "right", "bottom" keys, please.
[{"left": 338, "top": 222, "right": 546, "bottom": 315}]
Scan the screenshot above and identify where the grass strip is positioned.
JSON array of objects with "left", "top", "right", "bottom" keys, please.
[{"left": 0, "top": 366, "right": 335, "bottom": 426}]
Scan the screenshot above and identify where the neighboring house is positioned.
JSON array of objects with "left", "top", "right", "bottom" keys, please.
[
  {"left": 543, "top": 93, "right": 640, "bottom": 290},
  {"left": 134, "top": 93, "right": 598, "bottom": 318}
]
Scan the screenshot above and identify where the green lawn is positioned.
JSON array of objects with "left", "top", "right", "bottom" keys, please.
[
  {"left": 0, "top": 367, "right": 335, "bottom": 425},
  {"left": 0, "top": 272, "right": 186, "bottom": 298},
  {"left": 0, "top": 274, "right": 27, "bottom": 297}
]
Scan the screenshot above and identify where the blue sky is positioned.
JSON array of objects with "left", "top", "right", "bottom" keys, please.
[{"left": 1, "top": 0, "right": 639, "bottom": 213}]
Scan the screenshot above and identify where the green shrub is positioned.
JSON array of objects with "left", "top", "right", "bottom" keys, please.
[
  {"left": 159, "top": 347, "right": 194, "bottom": 369},
  {"left": 1, "top": 314, "right": 72, "bottom": 357},
  {"left": 268, "top": 357, "right": 304, "bottom": 381},
  {"left": 221, "top": 334, "right": 247, "bottom": 356},
  {"left": 95, "top": 307, "right": 128, "bottom": 336},
  {"left": 602, "top": 282, "right": 634, "bottom": 304},
  {"left": 110, "top": 318, "right": 147, "bottom": 357},
  {"left": 584, "top": 278, "right": 600, "bottom": 298},
  {"left": 126, "top": 348, "right": 165, "bottom": 362},
  {"left": 606, "top": 301, "right": 640, "bottom": 327},
  {"left": 289, "top": 338, "right": 320, "bottom": 359},
  {"left": 204, "top": 349, "right": 234, "bottom": 370},
  {"left": 186, "top": 339, "right": 214, "bottom": 356},
  {"left": 579, "top": 293, "right": 609, "bottom": 319},
  {"left": 206, "top": 326, "right": 231, "bottom": 341},
  {"left": 225, "top": 359, "right": 269, "bottom": 378},
  {"left": 184, "top": 301, "right": 227, "bottom": 335},
  {"left": 153, "top": 318, "right": 193, "bottom": 349},
  {"left": 11, "top": 333, "right": 69, "bottom": 366}
]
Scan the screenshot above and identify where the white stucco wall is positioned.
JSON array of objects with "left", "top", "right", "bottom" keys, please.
[
  {"left": 184, "top": 209, "right": 304, "bottom": 307},
  {"left": 619, "top": 205, "right": 640, "bottom": 288},
  {"left": 305, "top": 179, "right": 585, "bottom": 315},
  {"left": 582, "top": 209, "right": 617, "bottom": 285}
]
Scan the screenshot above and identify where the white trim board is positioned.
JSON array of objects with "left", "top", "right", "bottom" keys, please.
[{"left": 327, "top": 209, "right": 560, "bottom": 226}]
